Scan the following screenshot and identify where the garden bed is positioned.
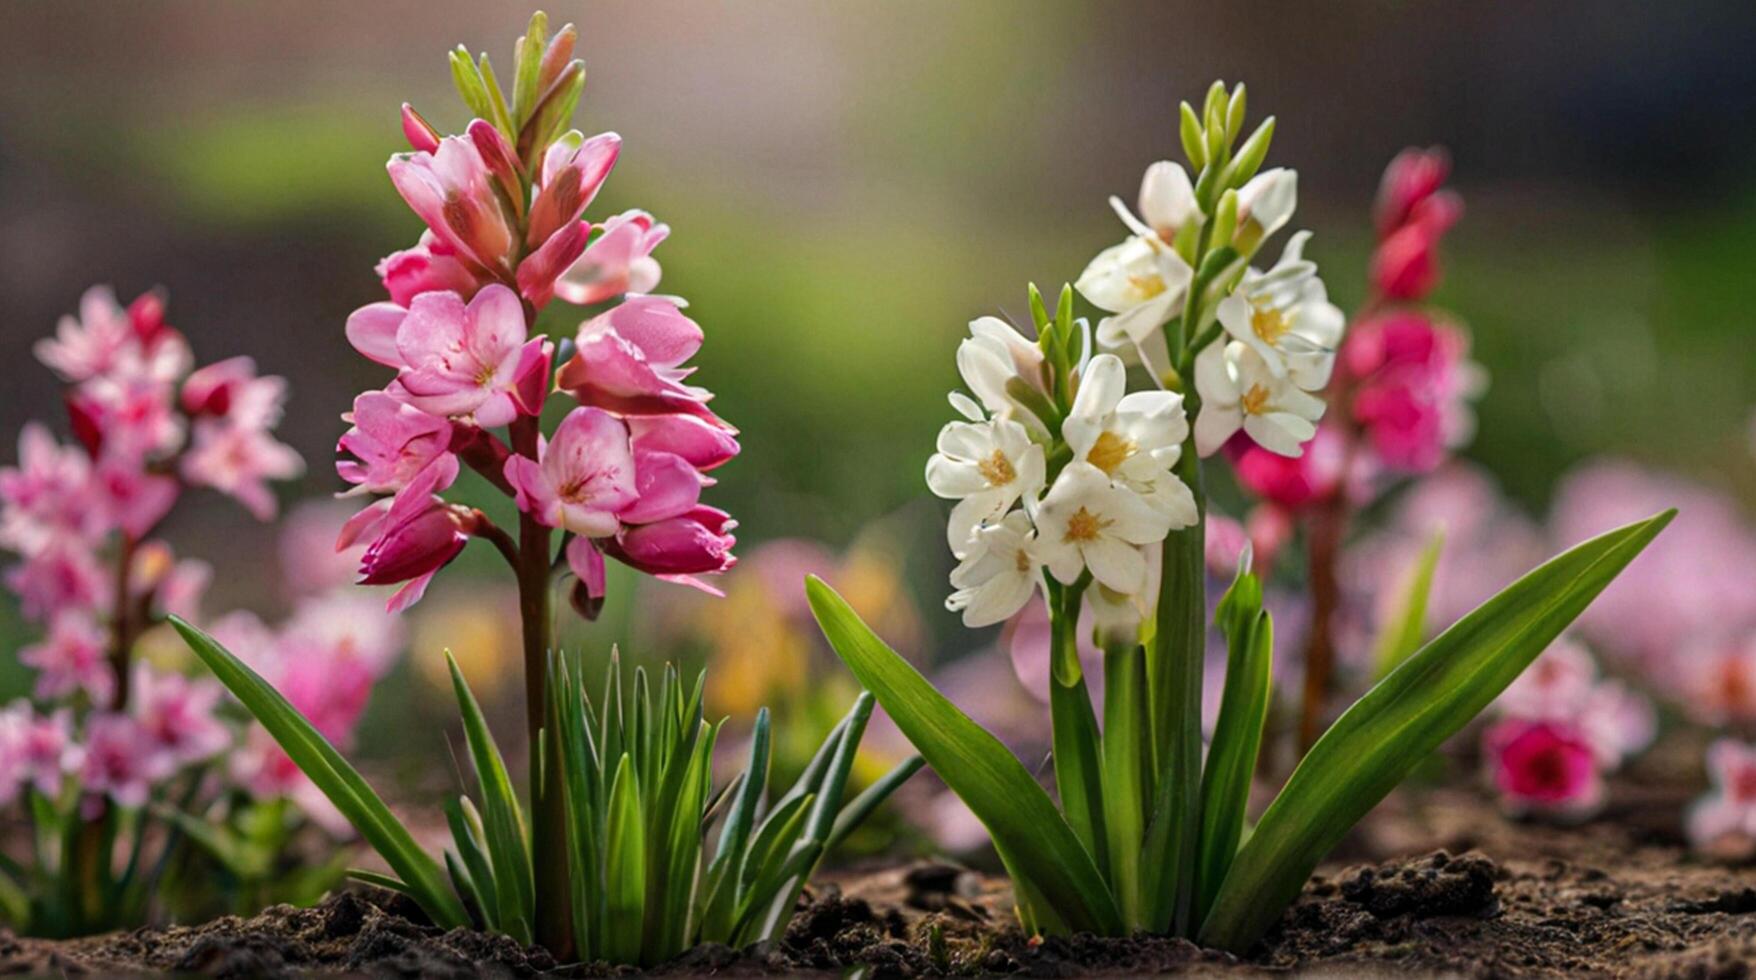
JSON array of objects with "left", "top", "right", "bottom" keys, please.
[{"left": 4, "top": 785, "right": 1752, "bottom": 978}]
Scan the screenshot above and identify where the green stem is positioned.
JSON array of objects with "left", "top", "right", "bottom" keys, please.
[
  {"left": 1100, "top": 638, "right": 1148, "bottom": 929},
  {"left": 1045, "top": 579, "right": 1108, "bottom": 896}
]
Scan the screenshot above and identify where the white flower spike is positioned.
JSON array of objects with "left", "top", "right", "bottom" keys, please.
[
  {"left": 926, "top": 415, "right": 1046, "bottom": 557},
  {"left": 1193, "top": 340, "right": 1325, "bottom": 458},
  {"left": 1217, "top": 232, "right": 1346, "bottom": 391}
]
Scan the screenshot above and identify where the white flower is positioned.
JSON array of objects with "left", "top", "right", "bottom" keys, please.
[
  {"left": 1076, "top": 238, "right": 1190, "bottom": 386},
  {"left": 1132, "top": 161, "right": 1201, "bottom": 241},
  {"left": 926, "top": 415, "right": 1046, "bottom": 557},
  {"left": 1062, "top": 355, "right": 1198, "bottom": 527},
  {"left": 1193, "top": 340, "right": 1325, "bottom": 458},
  {"left": 1087, "top": 540, "right": 1161, "bottom": 647},
  {"left": 1034, "top": 462, "right": 1172, "bottom": 593},
  {"left": 945, "top": 511, "right": 1043, "bottom": 628},
  {"left": 956, "top": 316, "right": 1049, "bottom": 432},
  {"left": 1237, "top": 168, "right": 1297, "bottom": 242},
  {"left": 1217, "top": 232, "right": 1345, "bottom": 391}
]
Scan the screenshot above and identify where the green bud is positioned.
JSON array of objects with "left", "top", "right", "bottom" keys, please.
[
  {"left": 512, "top": 11, "right": 549, "bottom": 126},
  {"left": 477, "top": 54, "right": 518, "bottom": 142},
  {"left": 1172, "top": 214, "right": 1204, "bottom": 264},
  {"left": 1209, "top": 189, "right": 1239, "bottom": 251},
  {"left": 1055, "top": 283, "right": 1074, "bottom": 336},
  {"left": 1204, "top": 96, "right": 1228, "bottom": 169},
  {"left": 1203, "top": 80, "right": 1228, "bottom": 123},
  {"left": 1226, "top": 84, "right": 1247, "bottom": 145},
  {"left": 449, "top": 47, "right": 492, "bottom": 120},
  {"left": 1179, "top": 101, "right": 1207, "bottom": 170},
  {"left": 1028, "top": 283, "right": 1051, "bottom": 332},
  {"left": 520, "top": 60, "right": 585, "bottom": 165},
  {"left": 1220, "top": 116, "right": 1275, "bottom": 191}
]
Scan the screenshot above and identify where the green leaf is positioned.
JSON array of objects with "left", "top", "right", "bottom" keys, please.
[
  {"left": 512, "top": 10, "right": 548, "bottom": 126},
  {"left": 825, "top": 755, "right": 925, "bottom": 852},
  {"left": 1200, "top": 510, "right": 1674, "bottom": 952},
  {"left": 448, "top": 47, "right": 492, "bottom": 121},
  {"left": 1194, "top": 589, "right": 1272, "bottom": 922},
  {"left": 348, "top": 869, "right": 413, "bottom": 895},
  {"left": 446, "top": 652, "right": 534, "bottom": 944},
  {"left": 1372, "top": 531, "right": 1444, "bottom": 679},
  {"left": 445, "top": 797, "right": 499, "bottom": 932},
  {"left": 808, "top": 577, "right": 1122, "bottom": 935},
  {"left": 171, "top": 617, "right": 467, "bottom": 929},
  {"left": 1099, "top": 641, "right": 1148, "bottom": 927},
  {"left": 602, "top": 754, "right": 646, "bottom": 965}
]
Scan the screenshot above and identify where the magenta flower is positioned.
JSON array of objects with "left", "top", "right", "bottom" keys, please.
[
  {"left": 70, "top": 713, "right": 172, "bottom": 808},
  {"left": 558, "top": 295, "right": 727, "bottom": 425},
  {"left": 20, "top": 614, "right": 112, "bottom": 703},
  {"left": 557, "top": 209, "right": 668, "bottom": 306},
  {"left": 604, "top": 505, "right": 737, "bottom": 591},
  {"left": 1341, "top": 312, "right": 1480, "bottom": 474},
  {"left": 387, "top": 134, "right": 518, "bottom": 279},
  {"left": 337, "top": 391, "right": 459, "bottom": 495},
  {"left": 352, "top": 467, "right": 474, "bottom": 613},
  {"left": 1374, "top": 147, "right": 1453, "bottom": 236},
  {"left": 628, "top": 413, "right": 740, "bottom": 472},
  {"left": 505, "top": 406, "right": 639, "bottom": 536},
  {"left": 1228, "top": 423, "right": 1347, "bottom": 511},
  {"left": 1483, "top": 718, "right": 1603, "bottom": 817},
  {"left": 132, "top": 666, "right": 231, "bottom": 768},
  {"left": 1690, "top": 740, "right": 1756, "bottom": 857},
  {"left": 390, "top": 286, "right": 553, "bottom": 427},
  {"left": 70, "top": 377, "right": 185, "bottom": 463}
]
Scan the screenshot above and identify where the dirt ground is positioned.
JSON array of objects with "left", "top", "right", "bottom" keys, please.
[{"left": 3, "top": 785, "right": 1754, "bottom": 978}]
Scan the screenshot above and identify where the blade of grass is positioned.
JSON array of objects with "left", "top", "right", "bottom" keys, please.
[
  {"left": 825, "top": 755, "right": 925, "bottom": 852},
  {"left": 446, "top": 652, "right": 535, "bottom": 944},
  {"left": 1194, "top": 605, "right": 1272, "bottom": 923},
  {"left": 1372, "top": 531, "right": 1444, "bottom": 679},
  {"left": 172, "top": 617, "right": 467, "bottom": 929},
  {"left": 1200, "top": 511, "right": 1674, "bottom": 952},
  {"left": 602, "top": 754, "right": 645, "bottom": 965},
  {"left": 808, "top": 577, "right": 1122, "bottom": 935}
]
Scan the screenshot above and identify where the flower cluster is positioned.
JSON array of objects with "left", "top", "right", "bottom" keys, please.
[
  {"left": 927, "top": 303, "right": 1195, "bottom": 633},
  {"left": 0, "top": 286, "right": 300, "bottom": 813},
  {"left": 338, "top": 25, "right": 737, "bottom": 615},
  {"left": 1690, "top": 740, "right": 1756, "bottom": 858},
  {"left": 1480, "top": 636, "right": 1654, "bottom": 818}
]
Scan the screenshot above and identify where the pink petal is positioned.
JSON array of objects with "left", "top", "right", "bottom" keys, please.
[
  {"left": 618, "top": 451, "right": 702, "bottom": 525},
  {"left": 566, "top": 536, "right": 607, "bottom": 598},
  {"left": 346, "top": 302, "right": 410, "bottom": 367},
  {"left": 629, "top": 414, "right": 740, "bottom": 470}
]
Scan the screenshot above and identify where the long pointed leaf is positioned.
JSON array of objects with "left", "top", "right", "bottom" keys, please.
[
  {"left": 446, "top": 653, "right": 534, "bottom": 944},
  {"left": 807, "top": 577, "right": 1122, "bottom": 935},
  {"left": 171, "top": 617, "right": 467, "bottom": 929},
  {"left": 602, "top": 754, "right": 645, "bottom": 965},
  {"left": 1194, "top": 605, "right": 1272, "bottom": 922},
  {"left": 1372, "top": 531, "right": 1443, "bottom": 678},
  {"left": 1200, "top": 510, "right": 1673, "bottom": 951}
]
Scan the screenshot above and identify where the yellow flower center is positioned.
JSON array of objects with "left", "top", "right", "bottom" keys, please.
[
  {"left": 1128, "top": 274, "right": 1167, "bottom": 301},
  {"left": 1239, "top": 384, "right": 1271, "bottom": 416},
  {"left": 977, "top": 449, "right": 1016, "bottom": 487},
  {"left": 1087, "top": 430, "right": 1135, "bottom": 476},
  {"left": 1064, "top": 506, "right": 1110, "bottom": 543},
  {"left": 1014, "top": 549, "right": 1034, "bottom": 573},
  {"left": 1250, "top": 303, "right": 1291, "bottom": 344},
  {"left": 475, "top": 363, "right": 499, "bottom": 386}
]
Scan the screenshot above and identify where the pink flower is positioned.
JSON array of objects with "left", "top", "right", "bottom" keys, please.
[
  {"left": 0, "top": 705, "right": 73, "bottom": 803},
  {"left": 337, "top": 391, "right": 459, "bottom": 495},
  {"left": 229, "top": 728, "right": 352, "bottom": 836},
  {"left": 504, "top": 406, "right": 639, "bottom": 536},
  {"left": 1229, "top": 423, "right": 1346, "bottom": 510},
  {"left": 70, "top": 713, "right": 171, "bottom": 808},
  {"left": 527, "top": 133, "right": 621, "bottom": 249},
  {"left": 603, "top": 504, "right": 738, "bottom": 588},
  {"left": 352, "top": 467, "right": 473, "bottom": 613},
  {"left": 181, "top": 420, "right": 304, "bottom": 520},
  {"left": 1342, "top": 313, "right": 1479, "bottom": 473},
  {"left": 387, "top": 134, "right": 517, "bottom": 278},
  {"left": 1497, "top": 637, "right": 1598, "bottom": 720},
  {"left": 629, "top": 414, "right": 740, "bottom": 472},
  {"left": 34, "top": 286, "right": 192, "bottom": 386},
  {"left": 0, "top": 422, "right": 95, "bottom": 551},
  {"left": 282, "top": 592, "right": 405, "bottom": 677},
  {"left": 391, "top": 286, "right": 552, "bottom": 427},
  {"left": 1680, "top": 632, "right": 1756, "bottom": 727},
  {"left": 1374, "top": 147, "right": 1452, "bottom": 237},
  {"left": 1483, "top": 718, "right": 1603, "bottom": 817},
  {"left": 400, "top": 102, "right": 441, "bottom": 154},
  {"left": 1689, "top": 740, "right": 1756, "bottom": 857},
  {"left": 69, "top": 377, "right": 184, "bottom": 463},
  {"left": 1005, "top": 595, "right": 1102, "bottom": 705},
  {"left": 6, "top": 538, "right": 109, "bottom": 620},
  {"left": 132, "top": 666, "right": 231, "bottom": 768},
  {"left": 557, "top": 295, "right": 727, "bottom": 425},
  {"left": 279, "top": 502, "right": 372, "bottom": 598},
  {"left": 376, "top": 231, "right": 487, "bottom": 307},
  {"left": 180, "top": 356, "right": 288, "bottom": 428},
  {"left": 557, "top": 209, "right": 668, "bottom": 306},
  {"left": 91, "top": 457, "right": 179, "bottom": 538},
  {"left": 1369, "top": 194, "right": 1462, "bottom": 302},
  {"left": 20, "top": 613, "right": 113, "bottom": 703}
]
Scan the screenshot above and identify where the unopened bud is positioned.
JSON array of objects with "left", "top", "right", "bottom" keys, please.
[
  {"left": 1179, "top": 101, "right": 1206, "bottom": 170},
  {"left": 1221, "top": 117, "right": 1275, "bottom": 192},
  {"left": 400, "top": 103, "right": 442, "bottom": 154},
  {"left": 1210, "top": 189, "right": 1239, "bottom": 250},
  {"left": 1225, "top": 84, "right": 1247, "bottom": 145}
]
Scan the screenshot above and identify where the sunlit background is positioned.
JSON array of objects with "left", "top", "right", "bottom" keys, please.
[{"left": 3, "top": 1, "right": 1755, "bottom": 822}]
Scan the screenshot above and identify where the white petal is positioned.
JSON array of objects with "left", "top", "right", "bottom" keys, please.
[
  {"left": 1244, "top": 413, "right": 1314, "bottom": 457},
  {"left": 1193, "top": 342, "right": 1238, "bottom": 406},
  {"left": 1139, "top": 161, "right": 1198, "bottom": 235},
  {"left": 926, "top": 454, "right": 989, "bottom": 498},
  {"left": 962, "top": 569, "right": 1037, "bottom": 628},
  {"left": 948, "top": 391, "right": 985, "bottom": 421},
  {"left": 1194, "top": 404, "right": 1242, "bottom": 457},
  {"left": 1082, "top": 537, "right": 1147, "bottom": 594}
]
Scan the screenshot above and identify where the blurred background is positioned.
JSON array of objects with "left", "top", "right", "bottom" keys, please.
[{"left": 2, "top": 1, "right": 1755, "bottom": 840}]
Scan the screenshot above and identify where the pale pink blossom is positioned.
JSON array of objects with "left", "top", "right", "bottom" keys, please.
[
  {"left": 391, "top": 286, "right": 552, "bottom": 427},
  {"left": 34, "top": 287, "right": 191, "bottom": 386},
  {"left": 20, "top": 613, "right": 112, "bottom": 703},
  {"left": 282, "top": 591, "right": 405, "bottom": 677},
  {"left": 131, "top": 666, "right": 231, "bottom": 768},
  {"left": 337, "top": 391, "right": 459, "bottom": 495},
  {"left": 69, "top": 377, "right": 184, "bottom": 463},
  {"left": 180, "top": 356, "right": 288, "bottom": 429},
  {"left": 1680, "top": 632, "right": 1756, "bottom": 727},
  {"left": 6, "top": 538, "right": 109, "bottom": 620},
  {"left": 0, "top": 422, "right": 95, "bottom": 550},
  {"left": 1689, "top": 740, "right": 1756, "bottom": 857},
  {"left": 181, "top": 419, "right": 304, "bottom": 520},
  {"left": 557, "top": 209, "right": 667, "bottom": 306},
  {"left": 557, "top": 295, "right": 727, "bottom": 425},
  {"left": 527, "top": 132, "right": 621, "bottom": 249},
  {"left": 505, "top": 406, "right": 638, "bottom": 536},
  {"left": 0, "top": 705, "right": 73, "bottom": 802},
  {"left": 387, "top": 134, "right": 518, "bottom": 278},
  {"left": 376, "top": 231, "right": 486, "bottom": 307},
  {"left": 70, "top": 713, "right": 172, "bottom": 808},
  {"left": 90, "top": 457, "right": 179, "bottom": 538},
  {"left": 279, "top": 501, "right": 371, "bottom": 598}
]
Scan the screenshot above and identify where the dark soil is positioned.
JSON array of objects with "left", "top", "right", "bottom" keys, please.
[{"left": 5, "top": 787, "right": 1755, "bottom": 978}]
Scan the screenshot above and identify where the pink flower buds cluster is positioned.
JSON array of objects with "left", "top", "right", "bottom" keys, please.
[
  {"left": 338, "top": 24, "right": 737, "bottom": 614},
  {"left": 1339, "top": 310, "right": 1482, "bottom": 474},
  {"left": 1481, "top": 637, "right": 1654, "bottom": 818},
  {"left": 1370, "top": 147, "right": 1462, "bottom": 302},
  {"left": 0, "top": 286, "right": 303, "bottom": 810}
]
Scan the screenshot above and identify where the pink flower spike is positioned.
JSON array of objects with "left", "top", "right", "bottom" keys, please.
[
  {"left": 558, "top": 297, "right": 726, "bottom": 424},
  {"left": 337, "top": 391, "right": 459, "bottom": 496},
  {"left": 394, "top": 285, "right": 548, "bottom": 426},
  {"left": 181, "top": 420, "right": 304, "bottom": 520},
  {"left": 1689, "top": 739, "right": 1756, "bottom": 856},
  {"left": 20, "top": 614, "right": 112, "bottom": 704},
  {"left": 1483, "top": 718, "right": 1604, "bottom": 817},
  {"left": 557, "top": 209, "right": 668, "bottom": 306},
  {"left": 376, "top": 232, "right": 486, "bottom": 308},
  {"left": 618, "top": 450, "right": 704, "bottom": 525},
  {"left": 605, "top": 504, "right": 737, "bottom": 579},
  {"left": 528, "top": 132, "right": 622, "bottom": 249},
  {"left": 400, "top": 103, "right": 441, "bottom": 154},
  {"left": 1375, "top": 146, "right": 1451, "bottom": 236},
  {"left": 387, "top": 135, "right": 517, "bottom": 276},
  {"left": 131, "top": 666, "right": 231, "bottom": 768},
  {"left": 504, "top": 406, "right": 638, "bottom": 536},
  {"left": 72, "top": 713, "right": 172, "bottom": 808},
  {"left": 629, "top": 414, "right": 740, "bottom": 471}
]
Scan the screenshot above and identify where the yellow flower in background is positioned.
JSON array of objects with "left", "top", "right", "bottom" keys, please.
[{"left": 411, "top": 585, "right": 520, "bottom": 701}]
